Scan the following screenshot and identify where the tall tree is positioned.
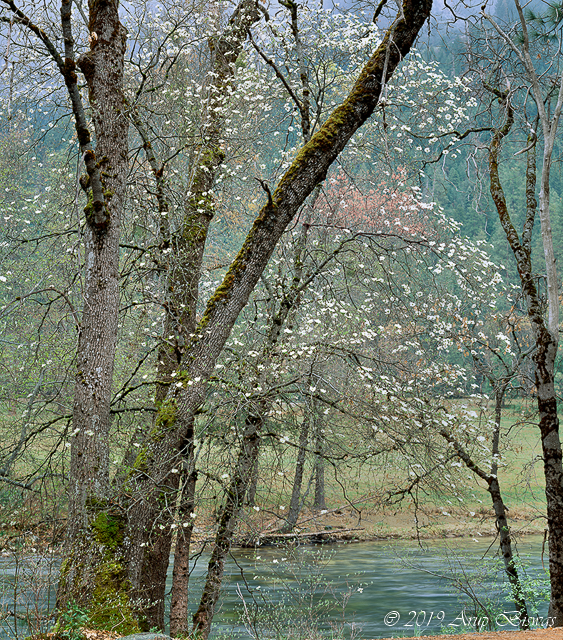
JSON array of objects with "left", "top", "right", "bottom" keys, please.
[
  {"left": 123, "top": 0, "right": 433, "bottom": 635},
  {"left": 0, "top": 0, "right": 128, "bottom": 625},
  {"left": 474, "top": 2, "right": 563, "bottom": 620},
  {"left": 126, "top": 1, "right": 263, "bottom": 630}
]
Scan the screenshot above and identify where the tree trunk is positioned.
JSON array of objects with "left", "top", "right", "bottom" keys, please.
[
  {"left": 536, "top": 341, "right": 563, "bottom": 625},
  {"left": 486, "top": 86, "right": 563, "bottom": 625},
  {"left": 440, "top": 423, "right": 530, "bottom": 629},
  {"left": 313, "top": 418, "right": 326, "bottom": 511},
  {"left": 122, "top": 2, "right": 263, "bottom": 628},
  {"left": 192, "top": 414, "right": 262, "bottom": 639},
  {"left": 56, "top": 0, "right": 131, "bottom": 629},
  {"left": 281, "top": 414, "right": 310, "bottom": 532},
  {"left": 169, "top": 431, "right": 198, "bottom": 637},
  {"left": 246, "top": 454, "right": 259, "bottom": 507},
  {"left": 487, "top": 477, "right": 529, "bottom": 628}
]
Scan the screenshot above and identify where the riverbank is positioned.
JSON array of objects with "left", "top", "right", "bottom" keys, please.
[
  {"left": 226, "top": 502, "right": 546, "bottom": 546},
  {"left": 0, "top": 502, "right": 545, "bottom": 554}
]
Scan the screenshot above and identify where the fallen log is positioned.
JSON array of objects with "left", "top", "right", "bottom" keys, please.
[{"left": 240, "top": 527, "right": 364, "bottom": 547}]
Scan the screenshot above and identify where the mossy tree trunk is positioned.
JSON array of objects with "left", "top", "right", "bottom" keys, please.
[
  {"left": 3, "top": 0, "right": 130, "bottom": 626},
  {"left": 0, "top": 0, "right": 433, "bottom": 634},
  {"left": 124, "top": 0, "right": 432, "bottom": 635},
  {"left": 123, "top": 0, "right": 263, "bottom": 630},
  {"left": 58, "top": 0, "right": 130, "bottom": 623},
  {"left": 480, "top": 7, "right": 563, "bottom": 621}
]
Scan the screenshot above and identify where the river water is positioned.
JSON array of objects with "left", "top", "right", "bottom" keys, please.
[{"left": 0, "top": 536, "right": 551, "bottom": 639}]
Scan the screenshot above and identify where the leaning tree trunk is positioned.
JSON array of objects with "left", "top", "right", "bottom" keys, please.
[
  {"left": 439, "top": 424, "right": 530, "bottom": 629},
  {"left": 120, "top": 1, "right": 263, "bottom": 629},
  {"left": 116, "top": 0, "right": 433, "bottom": 630},
  {"left": 489, "top": 383, "right": 529, "bottom": 628}
]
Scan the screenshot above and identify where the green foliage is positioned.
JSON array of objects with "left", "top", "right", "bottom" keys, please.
[
  {"left": 503, "top": 555, "right": 550, "bottom": 617},
  {"left": 56, "top": 601, "right": 89, "bottom": 640}
]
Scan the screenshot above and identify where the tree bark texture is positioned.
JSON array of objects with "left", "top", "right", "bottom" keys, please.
[
  {"left": 118, "top": 1, "right": 264, "bottom": 629},
  {"left": 2, "top": 0, "right": 432, "bottom": 633},
  {"left": 56, "top": 0, "right": 130, "bottom": 629},
  {"left": 246, "top": 455, "right": 259, "bottom": 507},
  {"left": 487, "top": 89, "right": 563, "bottom": 626},
  {"left": 168, "top": 431, "right": 198, "bottom": 637}
]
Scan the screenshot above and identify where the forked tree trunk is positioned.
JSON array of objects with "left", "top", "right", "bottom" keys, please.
[
  {"left": 123, "top": 1, "right": 263, "bottom": 629},
  {"left": 7, "top": 0, "right": 432, "bottom": 633},
  {"left": 480, "top": 7, "right": 563, "bottom": 618}
]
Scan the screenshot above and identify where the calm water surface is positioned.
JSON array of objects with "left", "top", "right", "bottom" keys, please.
[{"left": 0, "top": 536, "right": 550, "bottom": 639}]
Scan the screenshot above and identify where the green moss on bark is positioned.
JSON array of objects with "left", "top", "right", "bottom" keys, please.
[
  {"left": 89, "top": 559, "right": 139, "bottom": 635},
  {"left": 89, "top": 507, "right": 138, "bottom": 633},
  {"left": 155, "top": 398, "right": 177, "bottom": 431},
  {"left": 91, "top": 512, "right": 124, "bottom": 549},
  {"left": 55, "top": 506, "right": 139, "bottom": 635}
]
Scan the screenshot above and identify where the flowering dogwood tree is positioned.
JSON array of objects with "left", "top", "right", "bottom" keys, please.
[{"left": 0, "top": 0, "right": 434, "bottom": 634}]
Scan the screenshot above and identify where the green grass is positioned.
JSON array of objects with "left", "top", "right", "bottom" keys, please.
[
  {"left": 0, "top": 395, "right": 553, "bottom": 542},
  {"left": 233, "top": 397, "right": 550, "bottom": 536}
]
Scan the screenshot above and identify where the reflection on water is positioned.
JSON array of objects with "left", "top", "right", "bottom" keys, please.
[{"left": 0, "top": 536, "right": 550, "bottom": 639}]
